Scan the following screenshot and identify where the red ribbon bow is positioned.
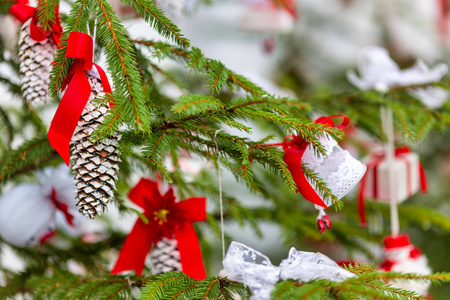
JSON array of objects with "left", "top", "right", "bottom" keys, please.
[
  {"left": 282, "top": 115, "right": 349, "bottom": 208},
  {"left": 358, "top": 147, "right": 428, "bottom": 226},
  {"left": 9, "top": 0, "right": 62, "bottom": 45},
  {"left": 48, "top": 32, "right": 112, "bottom": 166},
  {"left": 111, "top": 178, "right": 207, "bottom": 279}
]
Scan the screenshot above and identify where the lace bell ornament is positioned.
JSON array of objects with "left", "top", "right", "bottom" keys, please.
[
  {"left": 379, "top": 234, "right": 431, "bottom": 297},
  {"left": 279, "top": 115, "right": 366, "bottom": 233}
]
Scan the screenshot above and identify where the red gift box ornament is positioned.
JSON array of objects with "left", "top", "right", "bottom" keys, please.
[
  {"left": 111, "top": 178, "right": 207, "bottom": 279},
  {"left": 280, "top": 115, "right": 366, "bottom": 233},
  {"left": 358, "top": 147, "right": 428, "bottom": 226}
]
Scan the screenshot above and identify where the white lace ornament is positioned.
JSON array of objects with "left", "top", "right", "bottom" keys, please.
[
  {"left": 0, "top": 165, "right": 77, "bottom": 247},
  {"left": 303, "top": 134, "right": 366, "bottom": 232},
  {"left": 303, "top": 134, "right": 367, "bottom": 206},
  {"left": 223, "top": 241, "right": 355, "bottom": 300},
  {"left": 347, "top": 46, "right": 449, "bottom": 108}
]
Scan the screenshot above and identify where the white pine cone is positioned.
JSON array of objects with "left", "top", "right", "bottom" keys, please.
[
  {"left": 150, "top": 237, "right": 182, "bottom": 274},
  {"left": 18, "top": 20, "right": 56, "bottom": 104},
  {"left": 70, "top": 73, "right": 121, "bottom": 219}
]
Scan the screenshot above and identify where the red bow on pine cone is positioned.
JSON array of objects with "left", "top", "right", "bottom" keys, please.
[
  {"left": 48, "top": 32, "right": 112, "bottom": 166},
  {"left": 111, "top": 178, "right": 207, "bottom": 279},
  {"left": 10, "top": 0, "right": 62, "bottom": 44},
  {"left": 282, "top": 115, "right": 349, "bottom": 208}
]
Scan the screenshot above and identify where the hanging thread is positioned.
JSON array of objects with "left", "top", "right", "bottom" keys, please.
[
  {"left": 380, "top": 106, "right": 400, "bottom": 236},
  {"left": 214, "top": 129, "right": 226, "bottom": 260}
]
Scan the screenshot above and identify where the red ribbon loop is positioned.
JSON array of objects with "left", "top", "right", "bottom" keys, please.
[
  {"left": 282, "top": 115, "right": 350, "bottom": 208},
  {"left": 48, "top": 32, "right": 111, "bottom": 166},
  {"left": 50, "top": 187, "right": 75, "bottom": 226},
  {"left": 66, "top": 32, "right": 93, "bottom": 70},
  {"left": 10, "top": 1, "right": 62, "bottom": 44},
  {"left": 358, "top": 147, "right": 428, "bottom": 226},
  {"left": 111, "top": 178, "right": 207, "bottom": 279}
]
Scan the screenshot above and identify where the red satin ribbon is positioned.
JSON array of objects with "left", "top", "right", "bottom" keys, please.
[
  {"left": 50, "top": 187, "right": 74, "bottom": 226},
  {"left": 111, "top": 178, "right": 207, "bottom": 279},
  {"left": 358, "top": 147, "right": 428, "bottom": 226},
  {"left": 9, "top": 0, "right": 62, "bottom": 45},
  {"left": 278, "top": 0, "right": 298, "bottom": 19},
  {"left": 48, "top": 32, "right": 111, "bottom": 166},
  {"left": 282, "top": 115, "right": 349, "bottom": 208}
]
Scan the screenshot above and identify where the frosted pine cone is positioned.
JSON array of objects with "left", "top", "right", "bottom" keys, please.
[
  {"left": 18, "top": 20, "right": 56, "bottom": 104},
  {"left": 70, "top": 73, "right": 121, "bottom": 219},
  {"left": 150, "top": 237, "right": 182, "bottom": 274}
]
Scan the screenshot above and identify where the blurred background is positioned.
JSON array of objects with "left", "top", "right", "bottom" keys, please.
[{"left": 1, "top": 0, "right": 449, "bottom": 298}]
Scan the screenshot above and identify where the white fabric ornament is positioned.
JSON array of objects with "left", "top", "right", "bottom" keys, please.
[
  {"left": 347, "top": 46, "right": 449, "bottom": 108},
  {"left": 223, "top": 241, "right": 355, "bottom": 300},
  {"left": 0, "top": 165, "right": 77, "bottom": 247},
  {"left": 18, "top": 20, "right": 57, "bottom": 104},
  {"left": 380, "top": 234, "right": 431, "bottom": 297},
  {"left": 303, "top": 135, "right": 367, "bottom": 204},
  {"left": 302, "top": 131, "right": 366, "bottom": 233}
]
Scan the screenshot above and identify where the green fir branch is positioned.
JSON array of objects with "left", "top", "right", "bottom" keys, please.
[
  {"left": 36, "top": 0, "right": 60, "bottom": 32},
  {"left": 119, "top": 0, "right": 189, "bottom": 47},
  {"left": 0, "top": 135, "right": 58, "bottom": 183},
  {"left": 93, "top": 0, "right": 150, "bottom": 130}
]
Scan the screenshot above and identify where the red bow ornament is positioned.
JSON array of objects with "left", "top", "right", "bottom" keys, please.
[
  {"left": 10, "top": 0, "right": 62, "bottom": 44},
  {"left": 48, "top": 32, "right": 111, "bottom": 165},
  {"left": 358, "top": 147, "right": 427, "bottom": 226},
  {"left": 111, "top": 178, "right": 207, "bottom": 279},
  {"left": 281, "top": 115, "right": 366, "bottom": 233}
]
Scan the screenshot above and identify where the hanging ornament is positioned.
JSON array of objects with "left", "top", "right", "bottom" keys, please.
[
  {"left": 358, "top": 147, "right": 427, "bottom": 226},
  {"left": 239, "top": 0, "right": 297, "bottom": 33},
  {"left": 273, "top": 115, "right": 366, "bottom": 233},
  {"left": 111, "top": 178, "right": 207, "bottom": 279},
  {"left": 0, "top": 165, "right": 76, "bottom": 247},
  {"left": 48, "top": 32, "right": 120, "bottom": 219},
  {"left": 153, "top": 0, "right": 185, "bottom": 22},
  {"left": 380, "top": 234, "right": 432, "bottom": 297},
  {"left": 347, "top": 46, "right": 448, "bottom": 109},
  {"left": 223, "top": 241, "right": 355, "bottom": 300},
  {"left": 10, "top": 0, "right": 62, "bottom": 104}
]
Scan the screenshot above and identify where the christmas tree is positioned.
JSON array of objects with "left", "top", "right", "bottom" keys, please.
[{"left": 0, "top": 0, "right": 449, "bottom": 299}]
